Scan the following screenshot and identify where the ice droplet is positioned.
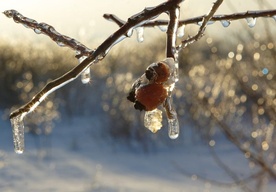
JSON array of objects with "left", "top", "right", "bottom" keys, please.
[
  {"left": 56, "top": 41, "right": 65, "bottom": 47},
  {"left": 135, "top": 27, "right": 144, "bottom": 43},
  {"left": 81, "top": 68, "right": 91, "bottom": 84},
  {"left": 10, "top": 114, "right": 25, "bottom": 154},
  {"left": 246, "top": 17, "right": 256, "bottom": 28},
  {"left": 177, "top": 25, "right": 185, "bottom": 38},
  {"left": 221, "top": 20, "right": 231, "bottom": 27},
  {"left": 127, "top": 28, "right": 134, "bottom": 37},
  {"left": 144, "top": 109, "right": 163, "bottom": 133},
  {"left": 272, "top": 15, "right": 276, "bottom": 22},
  {"left": 78, "top": 56, "right": 91, "bottom": 84},
  {"left": 34, "top": 28, "right": 42, "bottom": 34},
  {"left": 158, "top": 25, "right": 168, "bottom": 32}
]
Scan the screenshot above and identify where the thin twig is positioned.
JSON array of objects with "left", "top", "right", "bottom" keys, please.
[
  {"left": 3, "top": 10, "right": 93, "bottom": 58},
  {"left": 166, "top": 5, "right": 180, "bottom": 59},
  {"left": 104, "top": 9, "right": 276, "bottom": 28},
  {"left": 177, "top": 0, "right": 224, "bottom": 50}
]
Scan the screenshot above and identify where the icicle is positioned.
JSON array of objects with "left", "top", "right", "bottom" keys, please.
[
  {"left": 10, "top": 113, "right": 26, "bottom": 154},
  {"left": 220, "top": 20, "right": 231, "bottom": 27},
  {"left": 168, "top": 115, "right": 179, "bottom": 139},
  {"left": 163, "top": 97, "right": 179, "bottom": 139},
  {"left": 158, "top": 25, "right": 168, "bottom": 32},
  {"left": 272, "top": 15, "right": 276, "bottom": 22},
  {"left": 135, "top": 27, "right": 144, "bottom": 43},
  {"left": 246, "top": 17, "right": 256, "bottom": 28},
  {"left": 81, "top": 68, "right": 90, "bottom": 84},
  {"left": 144, "top": 108, "right": 163, "bottom": 133},
  {"left": 78, "top": 56, "right": 91, "bottom": 84},
  {"left": 177, "top": 25, "right": 185, "bottom": 38}
]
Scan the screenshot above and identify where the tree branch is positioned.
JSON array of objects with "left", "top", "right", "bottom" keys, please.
[
  {"left": 177, "top": 0, "right": 224, "bottom": 50},
  {"left": 104, "top": 10, "right": 276, "bottom": 28},
  {"left": 4, "top": 0, "right": 185, "bottom": 153},
  {"left": 3, "top": 10, "right": 93, "bottom": 58}
]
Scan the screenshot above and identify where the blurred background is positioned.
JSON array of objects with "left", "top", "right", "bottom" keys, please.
[{"left": 0, "top": 0, "right": 276, "bottom": 191}]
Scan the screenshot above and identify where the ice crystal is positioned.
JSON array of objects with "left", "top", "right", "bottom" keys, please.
[{"left": 144, "top": 109, "right": 163, "bottom": 133}]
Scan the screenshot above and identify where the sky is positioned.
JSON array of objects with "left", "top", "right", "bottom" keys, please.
[{"left": 0, "top": 0, "right": 274, "bottom": 45}]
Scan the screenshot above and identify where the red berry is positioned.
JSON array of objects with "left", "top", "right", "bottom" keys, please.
[{"left": 135, "top": 83, "right": 167, "bottom": 111}]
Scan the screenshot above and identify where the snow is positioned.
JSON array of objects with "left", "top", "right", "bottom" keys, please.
[{"left": 1, "top": 112, "right": 276, "bottom": 192}]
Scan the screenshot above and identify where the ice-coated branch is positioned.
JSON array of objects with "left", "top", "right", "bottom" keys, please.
[
  {"left": 6, "top": 0, "right": 184, "bottom": 153},
  {"left": 166, "top": 6, "right": 180, "bottom": 60},
  {"left": 177, "top": 0, "right": 224, "bottom": 50},
  {"left": 104, "top": 10, "right": 276, "bottom": 28},
  {"left": 3, "top": 10, "right": 93, "bottom": 57},
  {"left": 163, "top": 5, "right": 180, "bottom": 139}
]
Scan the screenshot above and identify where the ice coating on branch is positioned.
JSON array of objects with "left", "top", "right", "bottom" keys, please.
[
  {"left": 10, "top": 113, "right": 26, "bottom": 154},
  {"left": 163, "top": 58, "right": 178, "bottom": 85},
  {"left": 197, "top": 20, "right": 215, "bottom": 26},
  {"left": 135, "top": 27, "right": 144, "bottom": 43},
  {"left": 144, "top": 109, "right": 163, "bottom": 133},
  {"left": 177, "top": 25, "right": 185, "bottom": 38},
  {"left": 246, "top": 17, "right": 256, "bottom": 28},
  {"left": 4, "top": 9, "right": 93, "bottom": 55},
  {"left": 221, "top": 20, "right": 231, "bottom": 27},
  {"left": 78, "top": 56, "right": 91, "bottom": 84}
]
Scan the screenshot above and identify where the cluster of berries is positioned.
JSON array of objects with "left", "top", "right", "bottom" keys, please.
[{"left": 127, "top": 58, "right": 176, "bottom": 111}]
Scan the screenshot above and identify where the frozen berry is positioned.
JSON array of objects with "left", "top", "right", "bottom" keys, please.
[
  {"left": 135, "top": 83, "right": 167, "bottom": 111},
  {"left": 145, "top": 62, "right": 170, "bottom": 84}
]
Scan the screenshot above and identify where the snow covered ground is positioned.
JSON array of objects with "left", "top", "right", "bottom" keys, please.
[{"left": 1, "top": 113, "right": 275, "bottom": 192}]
